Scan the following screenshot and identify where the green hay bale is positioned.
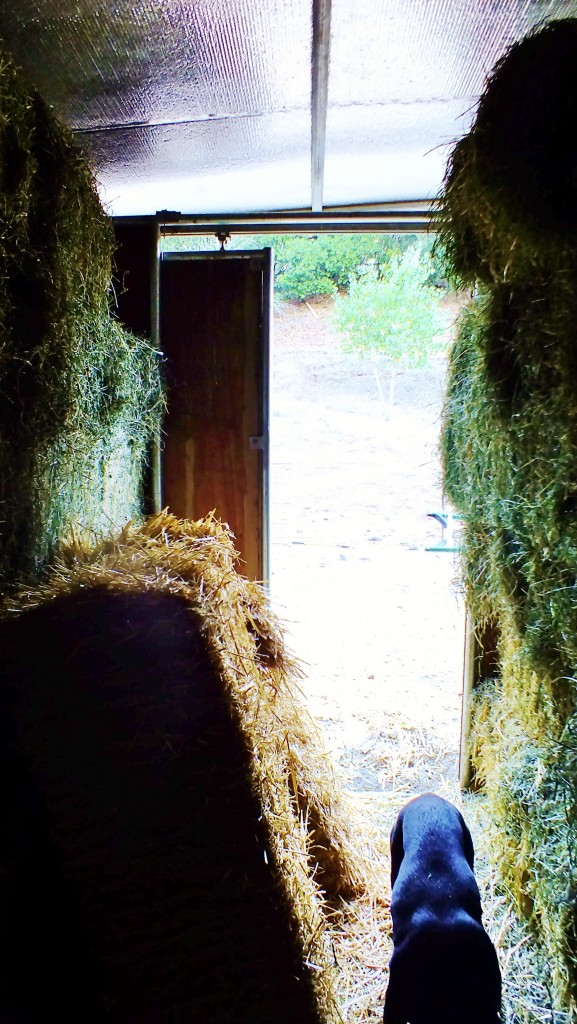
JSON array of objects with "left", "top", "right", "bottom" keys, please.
[
  {"left": 0, "top": 51, "right": 163, "bottom": 584},
  {"left": 442, "top": 283, "right": 577, "bottom": 1012},
  {"left": 470, "top": 674, "right": 577, "bottom": 1011},
  {"left": 439, "top": 17, "right": 577, "bottom": 1012},
  {"left": 436, "top": 19, "right": 577, "bottom": 285},
  {"left": 442, "top": 290, "right": 577, "bottom": 690},
  {"left": 474, "top": 19, "right": 577, "bottom": 236}
]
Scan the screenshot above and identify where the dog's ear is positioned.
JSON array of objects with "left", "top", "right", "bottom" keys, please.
[{"left": 389, "top": 812, "right": 405, "bottom": 887}]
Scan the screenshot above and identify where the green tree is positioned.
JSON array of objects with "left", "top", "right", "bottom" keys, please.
[{"left": 334, "top": 245, "right": 445, "bottom": 411}]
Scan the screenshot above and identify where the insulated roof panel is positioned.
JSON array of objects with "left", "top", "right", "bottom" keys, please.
[
  {"left": 0, "top": 0, "right": 576, "bottom": 214},
  {"left": 0, "top": 0, "right": 312, "bottom": 128},
  {"left": 89, "top": 111, "right": 312, "bottom": 215},
  {"left": 323, "top": 0, "right": 577, "bottom": 205},
  {"left": 0, "top": 0, "right": 313, "bottom": 212},
  {"left": 323, "top": 99, "right": 471, "bottom": 205}
]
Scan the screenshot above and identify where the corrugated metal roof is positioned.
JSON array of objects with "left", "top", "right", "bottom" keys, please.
[{"left": 0, "top": 0, "right": 574, "bottom": 215}]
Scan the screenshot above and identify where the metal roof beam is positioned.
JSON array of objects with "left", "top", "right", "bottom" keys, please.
[
  {"left": 147, "top": 203, "right": 437, "bottom": 235},
  {"left": 311, "top": 0, "right": 332, "bottom": 213}
]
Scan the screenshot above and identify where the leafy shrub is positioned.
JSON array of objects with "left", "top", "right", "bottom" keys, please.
[
  {"left": 276, "top": 234, "right": 445, "bottom": 301},
  {"left": 333, "top": 245, "right": 445, "bottom": 367},
  {"left": 268, "top": 235, "right": 381, "bottom": 300}
]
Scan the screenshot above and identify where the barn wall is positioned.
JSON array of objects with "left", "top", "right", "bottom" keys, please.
[
  {"left": 438, "top": 20, "right": 577, "bottom": 1010},
  {"left": 0, "top": 53, "right": 163, "bottom": 586}
]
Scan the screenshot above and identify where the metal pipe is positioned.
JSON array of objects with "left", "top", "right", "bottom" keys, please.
[
  {"left": 311, "top": 0, "right": 332, "bottom": 212},
  {"left": 459, "top": 610, "right": 476, "bottom": 791},
  {"left": 260, "top": 246, "right": 273, "bottom": 589},
  {"left": 150, "top": 216, "right": 162, "bottom": 514},
  {"left": 152, "top": 206, "right": 436, "bottom": 236}
]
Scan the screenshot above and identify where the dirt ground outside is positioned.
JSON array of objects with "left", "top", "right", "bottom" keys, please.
[{"left": 269, "top": 293, "right": 465, "bottom": 797}]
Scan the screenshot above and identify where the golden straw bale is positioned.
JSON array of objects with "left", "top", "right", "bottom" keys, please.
[{"left": 2, "top": 511, "right": 378, "bottom": 1019}]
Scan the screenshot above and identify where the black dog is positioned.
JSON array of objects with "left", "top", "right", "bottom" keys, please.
[{"left": 383, "top": 792, "right": 501, "bottom": 1024}]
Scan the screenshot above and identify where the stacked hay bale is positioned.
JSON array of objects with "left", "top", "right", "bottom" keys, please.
[
  {"left": 437, "top": 18, "right": 577, "bottom": 1010},
  {"left": 0, "top": 512, "right": 369, "bottom": 1021},
  {"left": 0, "top": 52, "right": 163, "bottom": 585}
]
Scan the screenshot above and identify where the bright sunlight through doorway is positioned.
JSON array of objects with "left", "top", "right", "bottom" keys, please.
[{"left": 268, "top": 288, "right": 466, "bottom": 797}]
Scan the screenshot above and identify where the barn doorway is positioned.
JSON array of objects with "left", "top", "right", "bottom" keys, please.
[
  {"left": 268, "top": 289, "right": 465, "bottom": 797},
  {"left": 160, "top": 230, "right": 466, "bottom": 796}
]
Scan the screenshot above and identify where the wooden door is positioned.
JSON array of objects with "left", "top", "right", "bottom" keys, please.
[{"left": 159, "top": 251, "right": 272, "bottom": 583}]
